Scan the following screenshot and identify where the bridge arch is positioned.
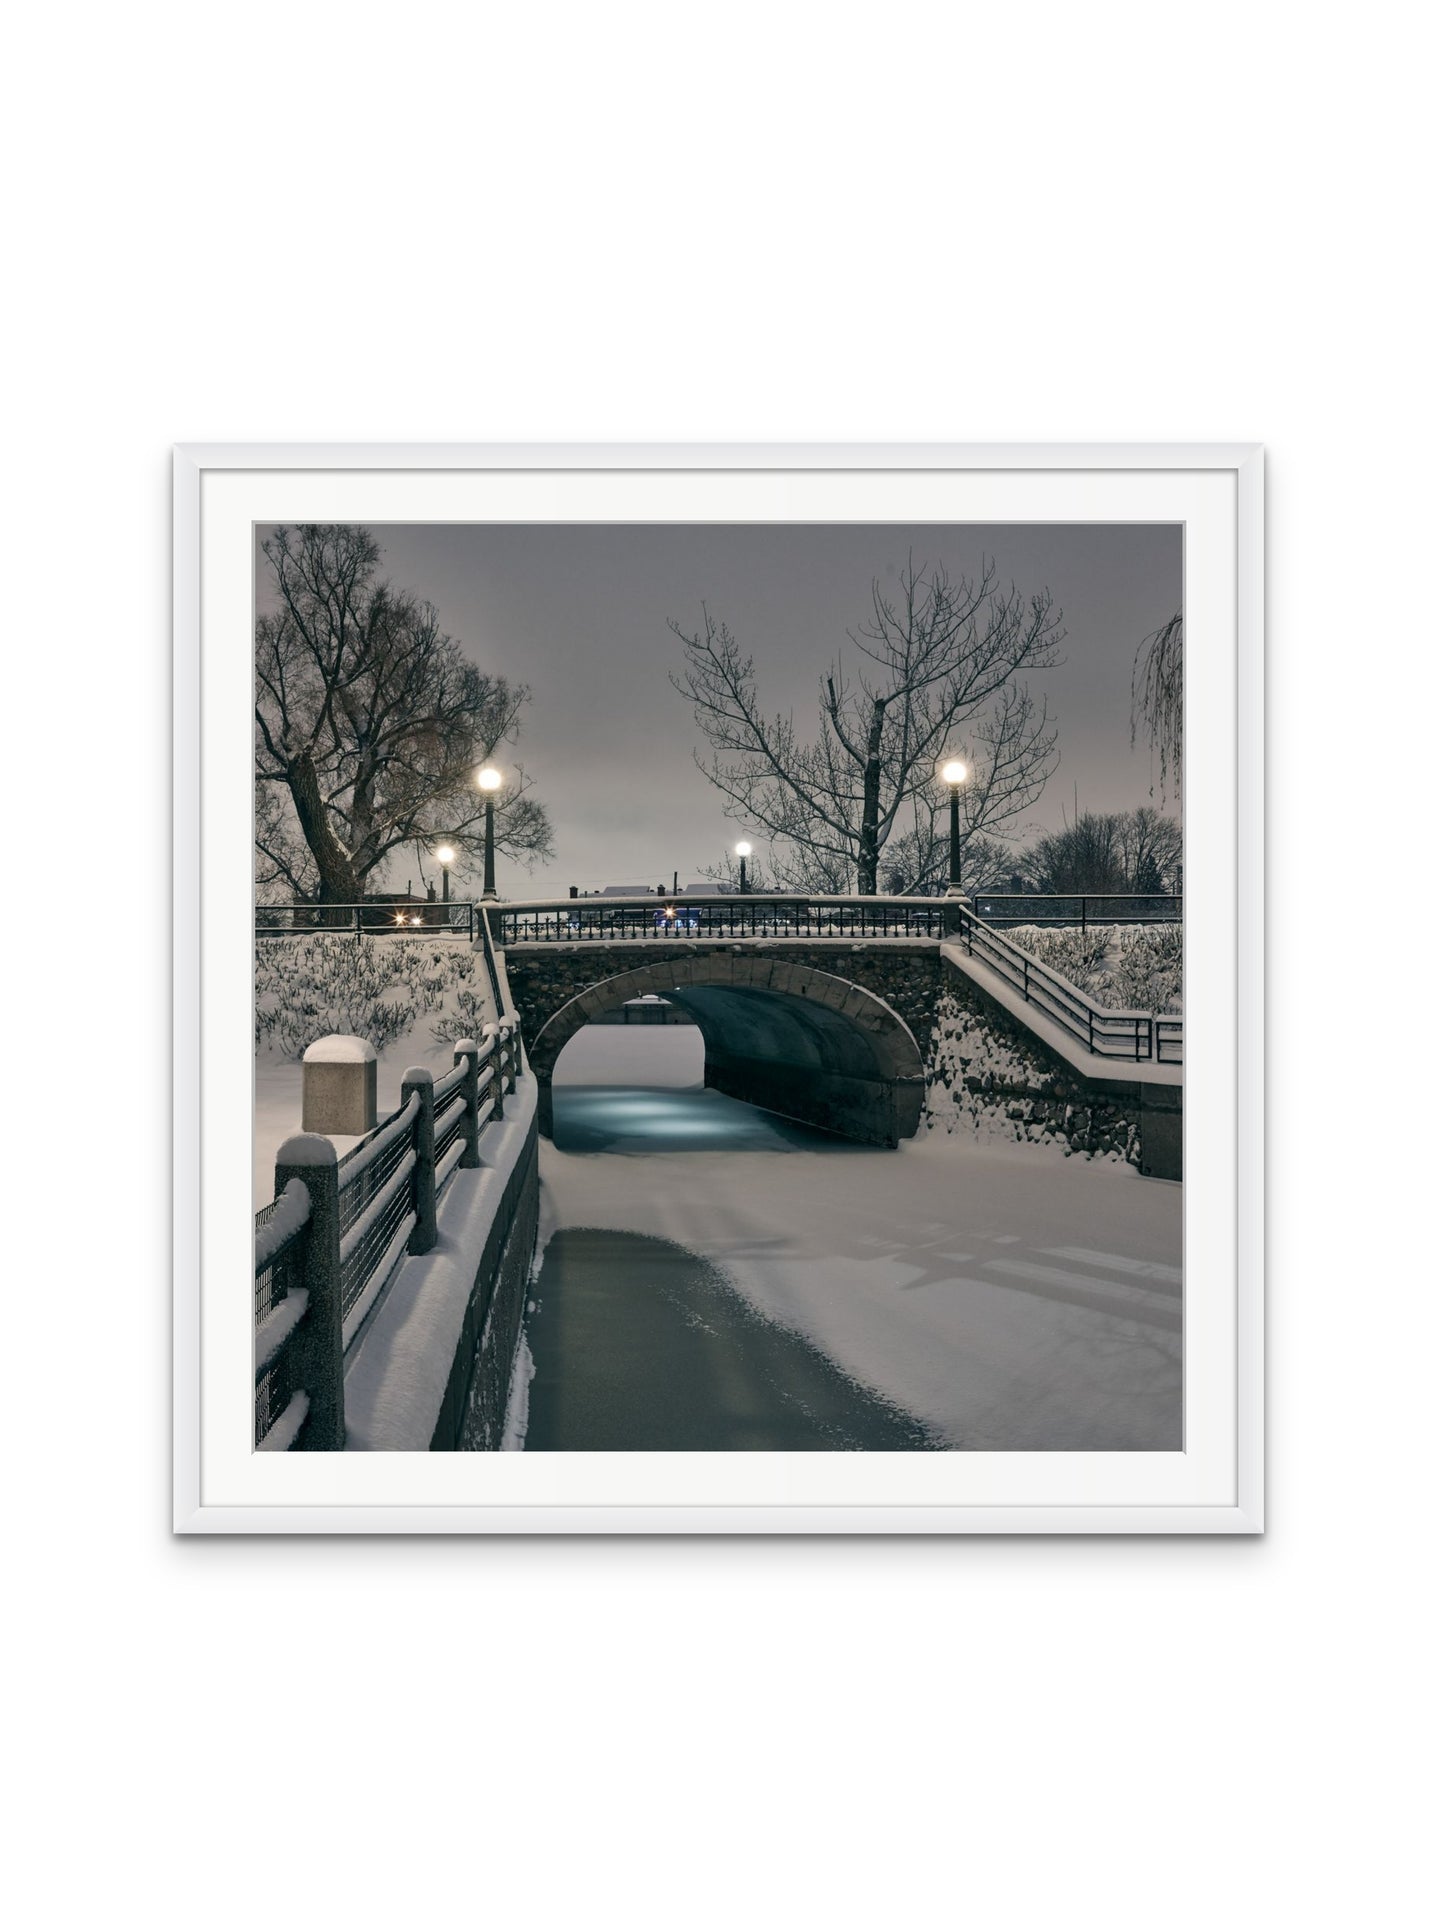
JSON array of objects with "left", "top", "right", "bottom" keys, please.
[{"left": 529, "top": 954, "right": 925, "bottom": 1148}]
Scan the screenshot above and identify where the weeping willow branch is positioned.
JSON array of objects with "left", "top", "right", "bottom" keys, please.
[{"left": 1131, "top": 613, "right": 1183, "bottom": 798}]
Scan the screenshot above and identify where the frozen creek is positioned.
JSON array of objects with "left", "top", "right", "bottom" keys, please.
[{"left": 520, "top": 1026, "right": 1183, "bottom": 1452}]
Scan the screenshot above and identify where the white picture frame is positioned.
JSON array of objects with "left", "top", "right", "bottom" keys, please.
[{"left": 174, "top": 442, "right": 1263, "bottom": 1535}]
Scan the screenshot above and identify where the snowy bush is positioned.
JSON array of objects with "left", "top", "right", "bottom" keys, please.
[
  {"left": 431, "top": 987, "right": 493, "bottom": 1047},
  {"left": 1006, "top": 924, "right": 1112, "bottom": 983},
  {"left": 1003, "top": 923, "right": 1181, "bottom": 1015},
  {"left": 256, "top": 936, "right": 475, "bottom": 1058},
  {"left": 1112, "top": 923, "right": 1182, "bottom": 1014}
]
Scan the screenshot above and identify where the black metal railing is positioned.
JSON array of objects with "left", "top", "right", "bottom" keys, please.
[
  {"left": 971, "top": 893, "right": 1182, "bottom": 930},
  {"left": 496, "top": 894, "right": 946, "bottom": 944},
  {"left": 255, "top": 901, "right": 476, "bottom": 941},
  {"left": 253, "top": 1016, "right": 524, "bottom": 1450},
  {"left": 956, "top": 904, "right": 1180, "bottom": 1067}
]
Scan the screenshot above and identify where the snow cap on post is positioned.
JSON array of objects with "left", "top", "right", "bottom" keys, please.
[
  {"left": 301, "top": 1033, "right": 378, "bottom": 1136},
  {"left": 276, "top": 1131, "right": 339, "bottom": 1168},
  {"left": 303, "top": 1034, "right": 377, "bottom": 1064}
]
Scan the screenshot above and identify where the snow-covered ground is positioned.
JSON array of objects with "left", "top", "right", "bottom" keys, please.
[
  {"left": 539, "top": 1026, "right": 1183, "bottom": 1449},
  {"left": 255, "top": 1011, "right": 485, "bottom": 1210},
  {"left": 254, "top": 933, "right": 490, "bottom": 1207}
]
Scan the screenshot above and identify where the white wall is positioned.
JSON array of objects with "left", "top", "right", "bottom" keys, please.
[{"left": 6, "top": 5, "right": 1434, "bottom": 1923}]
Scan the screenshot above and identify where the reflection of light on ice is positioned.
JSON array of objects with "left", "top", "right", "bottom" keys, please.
[{"left": 554, "top": 1085, "right": 822, "bottom": 1154}]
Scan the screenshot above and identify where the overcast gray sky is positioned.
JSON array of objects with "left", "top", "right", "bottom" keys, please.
[{"left": 258, "top": 521, "right": 1181, "bottom": 897}]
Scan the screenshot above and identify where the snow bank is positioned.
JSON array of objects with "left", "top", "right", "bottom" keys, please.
[{"left": 255, "top": 964, "right": 502, "bottom": 1210}]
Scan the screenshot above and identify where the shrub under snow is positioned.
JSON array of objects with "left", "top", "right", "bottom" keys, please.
[
  {"left": 1004, "top": 922, "right": 1182, "bottom": 1015},
  {"left": 255, "top": 935, "right": 476, "bottom": 1058}
]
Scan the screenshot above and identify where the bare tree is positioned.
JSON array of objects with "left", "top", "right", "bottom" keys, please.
[
  {"left": 1131, "top": 612, "right": 1183, "bottom": 797},
  {"left": 1117, "top": 805, "right": 1182, "bottom": 892},
  {"left": 1023, "top": 810, "right": 1125, "bottom": 893},
  {"left": 255, "top": 525, "right": 553, "bottom": 902},
  {"left": 1022, "top": 804, "right": 1180, "bottom": 894},
  {"left": 670, "top": 557, "right": 1063, "bottom": 895}
]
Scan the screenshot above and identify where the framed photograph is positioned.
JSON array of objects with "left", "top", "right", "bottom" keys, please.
[{"left": 173, "top": 443, "right": 1263, "bottom": 1534}]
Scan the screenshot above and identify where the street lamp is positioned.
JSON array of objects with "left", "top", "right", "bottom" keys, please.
[
  {"left": 941, "top": 758, "right": 968, "bottom": 896},
  {"left": 735, "top": 840, "right": 753, "bottom": 894},
  {"left": 476, "top": 766, "right": 503, "bottom": 900},
  {"left": 435, "top": 843, "right": 456, "bottom": 905}
]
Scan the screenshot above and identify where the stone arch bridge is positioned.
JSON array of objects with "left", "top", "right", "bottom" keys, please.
[
  {"left": 493, "top": 898, "right": 1182, "bottom": 1174},
  {"left": 513, "top": 945, "right": 931, "bottom": 1146}
]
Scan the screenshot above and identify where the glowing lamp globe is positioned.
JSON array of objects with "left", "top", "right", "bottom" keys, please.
[
  {"left": 477, "top": 767, "right": 503, "bottom": 793},
  {"left": 942, "top": 759, "right": 968, "bottom": 787},
  {"left": 735, "top": 841, "right": 753, "bottom": 858},
  {"left": 435, "top": 845, "right": 456, "bottom": 866}
]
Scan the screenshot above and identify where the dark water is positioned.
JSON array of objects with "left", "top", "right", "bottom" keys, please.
[{"left": 524, "top": 1224, "right": 938, "bottom": 1452}]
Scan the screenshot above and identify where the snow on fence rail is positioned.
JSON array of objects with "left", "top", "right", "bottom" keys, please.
[{"left": 253, "top": 1017, "right": 523, "bottom": 1450}]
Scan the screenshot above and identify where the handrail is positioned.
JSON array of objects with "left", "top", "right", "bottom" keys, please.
[
  {"left": 496, "top": 896, "right": 947, "bottom": 944},
  {"left": 255, "top": 901, "right": 476, "bottom": 941},
  {"left": 254, "top": 1016, "right": 523, "bottom": 1450},
  {"left": 954, "top": 903, "right": 1178, "bottom": 1066},
  {"left": 338, "top": 1090, "right": 420, "bottom": 1184},
  {"left": 972, "top": 891, "right": 1182, "bottom": 926}
]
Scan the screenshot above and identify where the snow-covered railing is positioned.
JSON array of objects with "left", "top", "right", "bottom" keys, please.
[
  {"left": 496, "top": 894, "right": 947, "bottom": 944},
  {"left": 255, "top": 900, "right": 477, "bottom": 941},
  {"left": 955, "top": 904, "right": 1180, "bottom": 1067},
  {"left": 253, "top": 1018, "right": 525, "bottom": 1450}
]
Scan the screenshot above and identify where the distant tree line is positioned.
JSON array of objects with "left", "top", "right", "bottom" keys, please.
[{"left": 1014, "top": 805, "right": 1181, "bottom": 895}]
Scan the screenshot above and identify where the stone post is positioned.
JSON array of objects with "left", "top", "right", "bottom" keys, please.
[
  {"left": 401, "top": 1066, "right": 437, "bottom": 1254},
  {"left": 453, "top": 1038, "right": 481, "bottom": 1168},
  {"left": 273, "top": 1133, "right": 345, "bottom": 1450},
  {"left": 301, "top": 1034, "right": 377, "bottom": 1136}
]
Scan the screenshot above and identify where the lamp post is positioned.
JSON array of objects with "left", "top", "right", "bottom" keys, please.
[
  {"left": 941, "top": 759, "right": 968, "bottom": 896},
  {"left": 735, "top": 840, "right": 752, "bottom": 894},
  {"left": 476, "top": 767, "right": 502, "bottom": 900},
  {"left": 435, "top": 844, "right": 456, "bottom": 905}
]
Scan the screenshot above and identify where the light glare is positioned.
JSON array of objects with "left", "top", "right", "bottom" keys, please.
[
  {"left": 477, "top": 767, "right": 503, "bottom": 792},
  {"left": 942, "top": 759, "right": 968, "bottom": 786}
]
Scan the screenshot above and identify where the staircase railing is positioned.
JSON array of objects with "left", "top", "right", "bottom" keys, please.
[{"left": 954, "top": 903, "right": 1181, "bottom": 1067}]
